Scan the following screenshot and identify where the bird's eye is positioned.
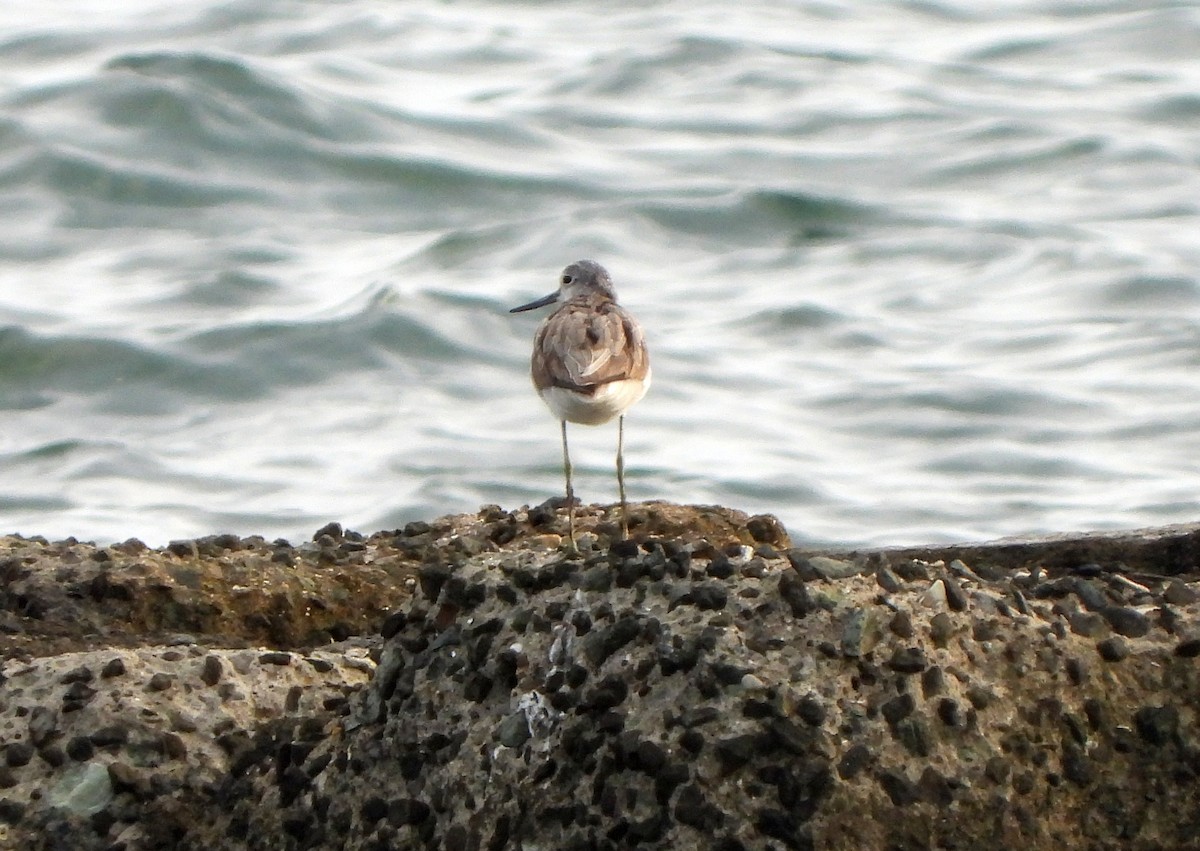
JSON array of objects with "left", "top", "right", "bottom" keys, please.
[{"left": 561, "top": 275, "right": 573, "bottom": 285}]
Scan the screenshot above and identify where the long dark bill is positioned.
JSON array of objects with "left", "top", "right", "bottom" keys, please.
[{"left": 509, "top": 292, "right": 558, "bottom": 313}]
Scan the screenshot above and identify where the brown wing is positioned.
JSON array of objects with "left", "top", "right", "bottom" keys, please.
[{"left": 532, "top": 299, "right": 649, "bottom": 394}]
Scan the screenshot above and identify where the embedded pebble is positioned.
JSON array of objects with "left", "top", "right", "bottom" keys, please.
[
  {"left": 929, "top": 612, "right": 955, "bottom": 647},
  {"left": 890, "top": 610, "right": 915, "bottom": 639},
  {"left": 887, "top": 647, "right": 927, "bottom": 674},
  {"left": 1134, "top": 705, "right": 1178, "bottom": 746},
  {"left": 46, "top": 763, "right": 112, "bottom": 817},
  {"left": 1097, "top": 637, "right": 1130, "bottom": 662},
  {"left": 60, "top": 665, "right": 94, "bottom": 684},
  {"left": 937, "top": 698, "right": 962, "bottom": 727},
  {"left": 65, "top": 737, "right": 94, "bottom": 762},
  {"left": 876, "top": 567, "right": 904, "bottom": 593},
  {"left": 5, "top": 743, "right": 34, "bottom": 768},
  {"left": 1163, "top": 581, "right": 1199, "bottom": 606},
  {"left": 739, "top": 558, "right": 767, "bottom": 579},
  {"left": 942, "top": 575, "right": 969, "bottom": 611},
  {"left": 496, "top": 712, "right": 531, "bottom": 748},
  {"left": 1174, "top": 638, "right": 1200, "bottom": 658},
  {"left": 27, "top": 707, "right": 58, "bottom": 747},
  {"left": 806, "top": 556, "right": 865, "bottom": 580},
  {"left": 878, "top": 770, "right": 920, "bottom": 806},
  {"left": 972, "top": 618, "right": 1000, "bottom": 642},
  {"left": 201, "top": 655, "right": 223, "bottom": 686},
  {"left": 1073, "top": 579, "right": 1108, "bottom": 612},
  {"left": 921, "top": 666, "right": 944, "bottom": 697},
  {"left": 1101, "top": 607, "right": 1151, "bottom": 638},
  {"left": 841, "top": 609, "right": 880, "bottom": 657},
  {"left": 893, "top": 560, "right": 932, "bottom": 581},
  {"left": 965, "top": 686, "right": 993, "bottom": 710},
  {"left": 1068, "top": 611, "right": 1106, "bottom": 638},
  {"left": 837, "top": 743, "right": 872, "bottom": 779}
]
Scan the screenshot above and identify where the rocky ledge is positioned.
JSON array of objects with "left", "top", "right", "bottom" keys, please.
[{"left": 1, "top": 502, "right": 1198, "bottom": 850}]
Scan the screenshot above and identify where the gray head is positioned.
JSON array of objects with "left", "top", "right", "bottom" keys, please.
[{"left": 510, "top": 260, "right": 617, "bottom": 314}]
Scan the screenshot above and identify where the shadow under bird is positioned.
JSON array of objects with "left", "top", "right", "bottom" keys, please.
[{"left": 510, "top": 260, "right": 651, "bottom": 550}]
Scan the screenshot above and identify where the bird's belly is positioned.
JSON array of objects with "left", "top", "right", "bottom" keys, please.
[{"left": 539, "top": 373, "right": 650, "bottom": 426}]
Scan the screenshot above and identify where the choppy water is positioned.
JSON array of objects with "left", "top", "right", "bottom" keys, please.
[{"left": 1, "top": 0, "right": 1199, "bottom": 548}]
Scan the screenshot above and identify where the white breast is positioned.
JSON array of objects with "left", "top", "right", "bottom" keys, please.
[{"left": 538, "top": 370, "right": 651, "bottom": 426}]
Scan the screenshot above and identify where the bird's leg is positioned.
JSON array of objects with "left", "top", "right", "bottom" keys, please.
[
  {"left": 617, "top": 415, "right": 628, "bottom": 540},
  {"left": 560, "top": 420, "right": 577, "bottom": 552}
]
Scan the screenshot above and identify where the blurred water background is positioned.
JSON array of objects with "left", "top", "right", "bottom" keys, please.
[{"left": 1, "top": 0, "right": 1199, "bottom": 548}]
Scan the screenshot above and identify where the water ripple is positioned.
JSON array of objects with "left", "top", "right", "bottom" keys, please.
[{"left": 0, "top": 0, "right": 1198, "bottom": 546}]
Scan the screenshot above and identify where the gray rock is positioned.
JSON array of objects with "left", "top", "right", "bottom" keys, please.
[
  {"left": 923, "top": 579, "right": 948, "bottom": 608},
  {"left": 691, "top": 583, "right": 728, "bottom": 610},
  {"left": 841, "top": 609, "right": 881, "bottom": 658},
  {"left": 65, "top": 736, "right": 94, "bottom": 762},
  {"left": 1101, "top": 607, "right": 1151, "bottom": 638},
  {"left": 984, "top": 756, "right": 1010, "bottom": 784},
  {"left": 577, "top": 565, "right": 613, "bottom": 592},
  {"left": 5, "top": 743, "right": 33, "bottom": 768},
  {"left": 947, "top": 559, "right": 983, "bottom": 581},
  {"left": 971, "top": 618, "right": 1000, "bottom": 642},
  {"left": 921, "top": 666, "right": 944, "bottom": 697},
  {"left": 876, "top": 567, "right": 904, "bottom": 593},
  {"left": 6, "top": 508, "right": 1200, "bottom": 851},
  {"left": 89, "top": 725, "right": 129, "bottom": 748},
  {"left": 893, "top": 560, "right": 931, "bottom": 581},
  {"left": 892, "top": 717, "right": 932, "bottom": 757},
  {"left": 806, "top": 556, "right": 866, "bottom": 580},
  {"left": 61, "top": 680, "right": 97, "bottom": 712},
  {"left": 796, "top": 694, "right": 826, "bottom": 727},
  {"left": 919, "top": 766, "right": 955, "bottom": 806},
  {"left": 1174, "top": 638, "right": 1200, "bottom": 658},
  {"left": 1097, "top": 637, "right": 1130, "bottom": 662},
  {"left": 0, "top": 797, "right": 24, "bottom": 823},
  {"left": 1068, "top": 611, "right": 1107, "bottom": 638},
  {"left": 47, "top": 762, "right": 112, "bottom": 816},
  {"left": 881, "top": 694, "right": 915, "bottom": 726},
  {"left": 1073, "top": 579, "right": 1108, "bottom": 612},
  {"left": 837, "top": 743, "right": 872, "bottom": 779},
  {"left": 965, "top": 686, "right": 993, "bottom": 710},
  {"left": 777, "top": 571, "right": 811, "bottom": 618},
  {"left": 1134, "top": 705, "right": 1179, "bottom": 746},
  {"left": 740, "top": 558, "right": 768, "bottom": 579},
  {"left": 942, "top": 575, "right": 969, "bottom": 611},
  {"left": 27, "top": 706, "right": 58, "bottom": 748},
  {"left": 1164, "top": 581, "right": 1199, "bottom": 606},
  {"left": 877, "top": 769, "right": 920, "bottom": 806},
  {"left": 887, "top": 647, "right": 927, "bottom": 674},
  {"left": 37, "top": 745, "right": 65, "bottom": 768},
  {"left": 929, "top": 612, "right": 955, "bottom": 647},
  {"left": 714, "top": 733, "right": 763, "bottom": 774},
  {"left": 936, "top": 698, "right": 962, "bottom": 727},
  {"left": 60, "top": 666, "right": 94, "bottom": 684},
  {"left": 889, "top": 610, "right": 914, "bottom": 639},
  {"left": 582, "top": 616, "right": 640, "bottom": 666},
  {"left": 167, "top": 540, "right": 199, "bottom": 559},
  {"left": 201, "top": 655, "right": 223, "bottom": 686}
]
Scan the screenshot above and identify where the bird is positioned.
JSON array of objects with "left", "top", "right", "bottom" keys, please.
[{"left": 510, "top": 260, "right": 651, "bottom": 550}]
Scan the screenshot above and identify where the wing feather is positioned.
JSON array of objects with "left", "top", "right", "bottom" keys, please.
[{"left": 532, "top": 300, "right": 649, "bottom": 394}]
